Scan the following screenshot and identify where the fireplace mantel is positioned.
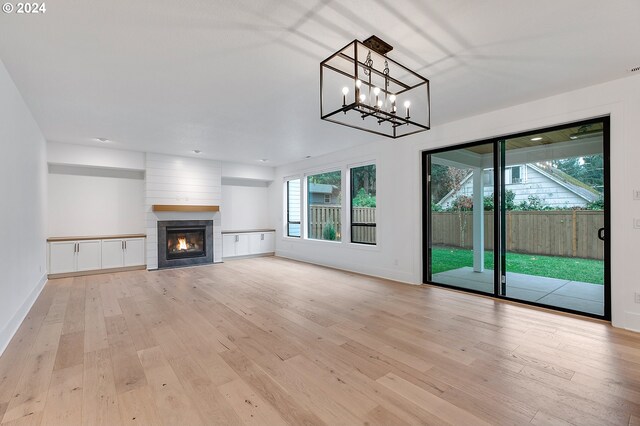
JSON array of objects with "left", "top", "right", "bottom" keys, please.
[{"left": 152, "top": 205, "right": 220, "bottom": 212}]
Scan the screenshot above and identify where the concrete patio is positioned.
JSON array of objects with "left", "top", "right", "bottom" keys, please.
[{"left": 432, "top": 267, "right": 604, "bottom": 316}]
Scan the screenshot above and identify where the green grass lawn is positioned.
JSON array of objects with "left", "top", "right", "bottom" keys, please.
[{"left": 431, "top": 246, "right": 604, "bottom": 285}]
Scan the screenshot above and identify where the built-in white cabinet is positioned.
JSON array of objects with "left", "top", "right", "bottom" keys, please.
[
  {"left": 48, "top": 236, "right": 146, "bottom": 276},
  {"left": 124, "top": 238, "right": 145, "bottom": 266},
  {"left": 101, "top": 238, "right": 145, "bottom": 269},
  {"left": 223, "top": 233, "right": 250, "bottom": 258},
  {"left": 77, "top": 240, "right": 102, "bottom": 272},
  {"left": 223, "top": 231, "right": 275, "bottom": 259},
  {"left": 49, "top": 241, "right": 77, "bottom": 274},
  {"left": 49, "top": 240, "right": 102, "bottom": 274}
]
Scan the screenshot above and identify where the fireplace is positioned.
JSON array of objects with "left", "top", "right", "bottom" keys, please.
[{"left": 157, "top": 220, "right": 213, "bottom": 268}]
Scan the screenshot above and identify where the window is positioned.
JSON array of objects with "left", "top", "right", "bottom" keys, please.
[
  {"left": 350, "top": 164, "right": 376, "bottom": 244},
  {"left": 286, "top": 179, "right": 301, "bottom": 237},
  {"left": 308, "top": 171, "right": 341, "bottom": 241},
  {"left": 505, "top": 166, "right": 522, "bottom": 185},
  {"left": 324, "top": 194, "right": 331, "bottom": 203},
  {"left": 483, "top": 169, "right": 494, "bottom": 185}
]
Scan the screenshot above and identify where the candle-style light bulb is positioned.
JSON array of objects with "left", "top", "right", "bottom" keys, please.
[
  {"left": 404, "top": 100, "right": 411, "bottom": 119},
  {"left": 342, "top": 87, "right": 349, "bottom": 107},
  {"left": 359, "top": 94, "right": 366, "bottom": 103},
  {"left": 377, "top": 99, "right": 383, "bottom": 108},
  {"left": 355, "top": 80, "right": 362, "bottom": 88},
  {"left": 373, "top": 87, "right": 381, "bottom": 107},
  {"left": 389, "top": 95, "right": 397, "bottom": 113}
]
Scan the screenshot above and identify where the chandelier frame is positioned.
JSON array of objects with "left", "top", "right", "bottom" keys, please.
[{"left": 320, "top": 36, "right": 431, "bottom": 139}]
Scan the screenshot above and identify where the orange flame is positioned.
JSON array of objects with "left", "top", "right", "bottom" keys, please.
[{"left": 178, "top": 237, "right": 187, "bottom": 250}]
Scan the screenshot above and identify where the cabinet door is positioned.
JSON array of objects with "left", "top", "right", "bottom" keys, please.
[
  {"left": 49, "top": 242, "right": 77, "bottom": 274},
  {"left": 260, "top": 232, "right": 275, "bottom": 253},
  {"left": 124, "top": 238, "right": 145, "bottom": 267},
  {"left": 76, "top": 240, "right": 102, "bottom": 272},
  {"left": 248, "top": 233, "right": 261, "bottom": 254},
  {"left": 102, "top": 240, "right": 124, "bottom": 269},
  {"left": 235, "top": 234, "right": 250, "bottom": 256},
  {"left": 222, "top": 235, "right": 236, "bottom": 258}
]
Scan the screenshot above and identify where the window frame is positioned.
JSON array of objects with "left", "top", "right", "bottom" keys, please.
[
  {"left": 349, "top": 162, "right": 377, "bottom": 246},
  {"left": 306, "top": 168, "right": 343, "bottom": 242},
  {"left": 285, "top": 177, "right": 301, "bottom": 238}
]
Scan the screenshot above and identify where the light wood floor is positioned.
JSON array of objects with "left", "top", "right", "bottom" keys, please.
[{"left": 1, "top": 257, "right": 640, "bottom": 426}]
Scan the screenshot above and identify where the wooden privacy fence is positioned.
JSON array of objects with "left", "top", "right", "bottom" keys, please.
[
  {"left": 431, "top": 210, "right": 604, "bottom": 260},
  {"left": 308, "top": 206, "right": 376, "bottom": 243}
]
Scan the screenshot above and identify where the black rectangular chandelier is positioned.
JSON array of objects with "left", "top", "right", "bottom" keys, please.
[{"left": 320, "top": 36, "right": 430, "bottom": 139}]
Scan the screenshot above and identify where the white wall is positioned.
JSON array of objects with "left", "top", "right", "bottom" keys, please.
[
  {"left": 145, "top": 153, "right": 223, "bottom": 269},
  {"left": 221, "top": 162, "right": 275, "bottom": 181},
  {"left": 48, "top": 171, "right": 145, "bottom": 236},
  {"left": 0, "top": 60, "right": 48, "bottom": 354},
  {"left": 271, "top": 73, "right": 640, "bottom": 332},
  {"left": 48, "top": 141, "right": 145, "bottom": 170},
  {"left": 221, "top": 181, "right": 272, "bottom": 231}
]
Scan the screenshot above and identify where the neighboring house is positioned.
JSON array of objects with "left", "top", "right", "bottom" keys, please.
[
  {"left": 308, "top": 182, "right": 340, "bottom": 205},
  {"left": 437, "top": 163, "right": 600, "bottom": 209}
]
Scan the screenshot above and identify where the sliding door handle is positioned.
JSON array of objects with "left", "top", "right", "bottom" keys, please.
[{"left": 598, "top": 227, "right": 605, "bottom": 241}]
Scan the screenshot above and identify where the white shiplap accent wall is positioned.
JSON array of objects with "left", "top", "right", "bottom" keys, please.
[{"left": 145, "top": 153, "right": 222, "bottom": 269}]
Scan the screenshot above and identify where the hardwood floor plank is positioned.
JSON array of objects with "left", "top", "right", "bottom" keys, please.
[
  {"left": 84, "top": 281, "right": 109, "bottom": 353},
  {"left": 217, "top": 379, "right": 287, "bottom": 426},
  {"left": 137, "top": 346, "right": 205, "bottom": 426},
  {"left": 105, "top": 316, "right": 147, "bottom": 395},
  {"left": 166, "top": 355, "right": 243, "bottom": 425},
  {"left": 82, "top": 348, "right": 120, "bottom": 426},
  {"left": 117, "top": 387, "right": 162, "bottom": 426},
  {"left": 531, "top": 410, "right": 576, "bottom": 426},
  {"left": 1, "top": 320, "right": 64, "bottom": 424},
  {"left": 54, "top": 330, "right": 84, "bottom": 371},
  {"left": 219, "top": 349, "right": 326, "bottom": 426},
  {"left": 40, "top": 364, "right": 83, "bottom": 426},
  {"left": 62, "top": 277, "right": 86, "bottom": 335},
  {"left": 377, "top": 372, "right": 492, "bottom": 426}
]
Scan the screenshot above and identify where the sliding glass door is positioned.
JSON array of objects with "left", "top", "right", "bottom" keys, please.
[
  {"left": 426, "top": 142, "right": 496, "bottom": 294},
  {"left": 424, "top": 117, "right": 609, "bottom": 319}
]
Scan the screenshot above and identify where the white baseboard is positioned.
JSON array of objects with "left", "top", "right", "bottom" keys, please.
[
  {"left": 620, "top": 311, "right": 640, "bottom": 333},
  {"left": 275, "top": 250, "right": 417, "bottom": 285},
  {"left": 0, "top": 273, "right": 48, "bottom": 356}
]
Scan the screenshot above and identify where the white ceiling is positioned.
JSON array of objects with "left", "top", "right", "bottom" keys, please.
[{"left": 1, "top": 0, "right": 639, "bottom": 166}]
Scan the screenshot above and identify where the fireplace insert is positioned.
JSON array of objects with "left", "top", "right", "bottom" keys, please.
[
  {"left": 166, "top": 227, "right": 205, "bottom": 260},
  {"left": 157, "top": 220, "right": 213, "bottom": 268}
]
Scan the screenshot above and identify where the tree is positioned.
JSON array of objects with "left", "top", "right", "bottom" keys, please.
[
  {"left": 308, "top": 171, "right": 341, "bottom": 186},
  {"left": 351, "top": 164, "right": 376, "bottom": 195},
  {"left": 446, "top": 167, "right": 471, "bottom": 247},
  {"left": 322, "top": 219, "right": 337, "bottom": 241},
  {"left": 352, "top": 187, "right": 376, "bottom": 207},
  {"left": 553, "top": 154, "right": 604, "bottom": 193},
  {"left": 430, "top": 164, "right": 452, "bottom": 202}
]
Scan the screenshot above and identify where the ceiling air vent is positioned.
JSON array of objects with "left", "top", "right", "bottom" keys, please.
[{"left": 629, "top": 66, "right": 640, "bottom": 73}]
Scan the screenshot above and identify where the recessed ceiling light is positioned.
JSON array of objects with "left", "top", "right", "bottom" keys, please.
[
  {"left": 305, "top": 155, "right": 312, "bottom": 159},
  {"left": 96, "top": 138, "right": 109, "bottom": 143},
  {"left": 530, "top": 137, "right": 543, "bottom": 141},
  {"left": 192, "top": 150, "right": 201, "bottom": 154},
  {"left": 259, "top": 159, "right": 268, "bottom": 163}
]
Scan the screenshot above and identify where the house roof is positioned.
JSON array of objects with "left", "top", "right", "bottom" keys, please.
[
  {"left": 529, "top": 164, "right": 600, "bottom": 203},
  {"left": 437, "top": 164, "right": 601, "bottom": 205},
  {"left": 308, "top": 183, "right": 335, "bottom": 194}
]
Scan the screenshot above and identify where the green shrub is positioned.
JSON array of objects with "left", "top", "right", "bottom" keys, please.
[{"left": 322, "top": 219, "right": 337, "bottom": 240}]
